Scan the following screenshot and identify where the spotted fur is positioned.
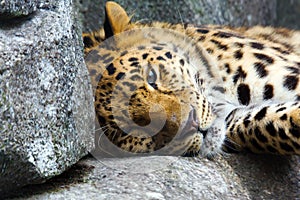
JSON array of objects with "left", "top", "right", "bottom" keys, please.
[{"left": 84, "top": 1, "right": 300, "bottom": 156}]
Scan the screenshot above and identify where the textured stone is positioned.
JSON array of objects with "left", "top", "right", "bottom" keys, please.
[
  {"left": 276, "top": 0, "right": 300, "bottom": 29},
  {"left": 79, "top": 0, "right": 277, "bottom": 32},
  {"left": 6, "top": 155, "right": 300, "bottom": 199},
  {"left": 0, "top": 0, "right": 38, "bottom": 18},
  {"left": 79, "top": 0, "right": 300, "bottom": 32},
  {"left": 0, "top": 0, "right": 94, "bottom": 196}
]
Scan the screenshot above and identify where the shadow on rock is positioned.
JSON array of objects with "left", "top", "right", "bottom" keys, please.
[
  {"left": 3, "top": 155, "right": 95, "bottom": 199},
  {"left": 225, "top": 153, "right": 300, "bottom": 199}
]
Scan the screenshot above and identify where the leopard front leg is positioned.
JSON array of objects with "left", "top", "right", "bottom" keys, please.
[{"left": 224, "top": 101, "right": 300, "bottom": 155}]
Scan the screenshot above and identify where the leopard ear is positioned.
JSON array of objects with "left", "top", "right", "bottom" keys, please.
[{"left": 104, "top": 1, "right": 130, "bottom": 38}]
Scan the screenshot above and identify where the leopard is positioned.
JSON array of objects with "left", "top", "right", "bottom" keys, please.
[{"left": 83, "top": 1, "right": 300, "bottom": 157}]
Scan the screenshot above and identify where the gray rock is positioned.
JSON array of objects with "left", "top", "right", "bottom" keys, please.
[
  {"left": 80, "top": 0, "right": 300, "bottom": 31},
  {"left": 276, "top": 0, "right": 300, "bottom": 29},
  {"left": 0, "top": 0, "right": 38, "bottom": 18},
  {"left": 0, "top": 0, "right": 94, "bottom": 196},
  {"left": 80, "top": 0, "right": 277, "bottom": 32},
  {"left": 7, "top": 155, "right": 300, "bottom": 199}
]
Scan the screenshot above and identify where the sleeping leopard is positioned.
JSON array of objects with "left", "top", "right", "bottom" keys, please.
[{"left": 83, "top": 1, "right": 300, "bottom": 157}]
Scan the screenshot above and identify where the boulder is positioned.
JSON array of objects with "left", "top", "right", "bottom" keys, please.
[
  {"left": 0, "top": 0, "right": 94, "bottom": 196},
  {"left": 79, "top": 0, "right": 277, "bottom": 32},
  {"left": 6, "top": 155, "right": 300, "bottom": 199}
]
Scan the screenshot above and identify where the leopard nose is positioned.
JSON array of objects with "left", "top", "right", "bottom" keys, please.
[
  {"left": 189, "top": 107, "right": 199, "bottom": 129},
  {"left": 179, "top": 107, "right": 199, "bottom": 136}
]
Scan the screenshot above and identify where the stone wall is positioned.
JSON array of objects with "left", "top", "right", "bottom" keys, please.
[
  {"left": 0, "top": 0, "right": 94, "bottom": 196},
  {"left": 80, "top": 0, "right": 300, "bottom": 31}
]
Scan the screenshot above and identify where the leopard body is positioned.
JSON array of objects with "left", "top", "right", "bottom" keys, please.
[{"left": 83, "top": 1, "right": 300, "bottom": 156}]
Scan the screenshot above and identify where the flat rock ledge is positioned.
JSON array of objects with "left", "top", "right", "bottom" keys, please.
[
  {"left": 0, "top": 0, "right": 94, "bottom": 196},
  {"left": 5, "top": 154, "right": 300, "bottom": 199}
]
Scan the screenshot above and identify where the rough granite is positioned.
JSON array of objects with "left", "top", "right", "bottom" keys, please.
[
  {"left": 79, "top": 0, "right": 277, "bottom": 32},
  {"left": 0, "top": 0, "right": 38, "bottom": 18},
  {"left": 276, "top": 0, "right": 300, "bottom": 29},
  {"left": 7, "top": 154, "right": 300, "bottom": 199},
  {"left": 0, "top": 0, "right": 94, "bottom": 196},
  {"left": 80, "top": 0, "right": 300, "bottom": 31}
]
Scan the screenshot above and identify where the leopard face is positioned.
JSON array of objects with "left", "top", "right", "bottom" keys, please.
[{"left": 85, "top": 26, "right": 217, "bottom": 156}]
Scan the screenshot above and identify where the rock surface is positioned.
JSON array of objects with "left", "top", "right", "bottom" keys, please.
[
  {"left": 80, "top": 0, "right": 277, "bottom": 32},
  {"left": 80, "top": 0, "right": 300, "bottom": 31},
  {"left": 7, "top": 154, "right": 300, "bottom": 199},
  {"left": 0, "top": 0, "right": 94, "bottom": 196},
  {"left": 0, "top": 0, "right": 38, "bottom": 18},
  {"left": 276, "top": 0, "right": 300, "bottom": 29}
]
